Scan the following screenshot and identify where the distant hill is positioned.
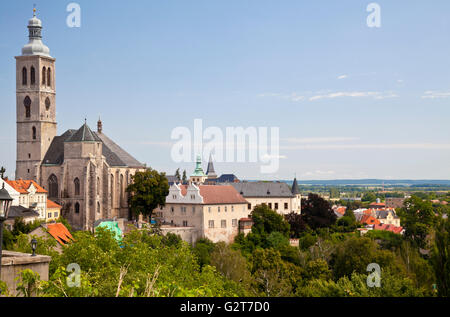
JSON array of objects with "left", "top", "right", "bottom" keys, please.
[{"left": 245, "top": 179, "right": 450, "bottom": 186}]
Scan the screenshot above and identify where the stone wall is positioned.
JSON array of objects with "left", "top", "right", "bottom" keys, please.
[{"left": 1, "top": 251, "right": 51, "bottom": 296}]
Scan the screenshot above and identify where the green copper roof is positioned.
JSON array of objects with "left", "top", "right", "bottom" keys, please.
[
  {"left": 95, "top": 221, "right": 123, "bottom": 242},
  {"left": 191, "top": 155, "right": 206, "bottom": 177}
]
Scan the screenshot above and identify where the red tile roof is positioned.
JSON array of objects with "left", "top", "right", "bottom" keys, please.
[
  {"left": 5, "top": 179, "right": 47, "bottom": 194},
  {"left": 335, "top": 207, "right": 347, "bottom": 215},
  {"left": 374, "top": 223, "right": 403, "bottom": 234},
  {"left": 360, "top": 215, "right": 380, "bottom": 225},
  {"left": 369, "top": 202, "right": 386, "bottom": 208},
  {"left": 180, "top": 185, "right": 248, "bottom": 204},
  {"left": 46, "top": 223, "right": 74, "bottom": 245},
  {"left": 47, "top": 199, "right": 62, "bottom": 210}
]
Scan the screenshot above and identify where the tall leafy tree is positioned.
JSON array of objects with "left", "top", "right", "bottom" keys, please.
[
  {"left": 175, "top": 168, "right": 181, "bottom": 182},
  {"left": 251, "top": 204, "right": 290, "bottom": 237},
  {"left": 301, "top": 194, "right": 337, "bottom": 230},
  {"left": 126, "top": 168, "right": 170, "bottom": 219},
  {"left": 0, "top": 166, "right": 5, "bottom": 179},
  {"left": 182, "top": 170, "right": 187, "bottom": 184},
  {"left": 432, "top": 218, "right": 450, "bottom": 297},
  {"left": 398, "top": 195, "right": 436, "bottom": 249}
]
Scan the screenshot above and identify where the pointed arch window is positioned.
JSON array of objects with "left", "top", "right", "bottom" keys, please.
[
  {"left": 47, "top": 67, "right": 51, "bottom": 87},
  {"left": 30, "top": 66, "right": 36, "bottom": 85},
  {"left": 32, "top": 126, "right": 36, "bottom": 140},
  {"left": 75, "top": 202, "right": 80, "bottom": 214},
  {"left": 42, "top": 67, "right": 46, "bottom": 85},
  {"left": 22, "top": 67, "right": 27, "bottom": 85},
  {"left": 45, "top": 97, "right": 51, "bottom": 111},
  {"left": 48, "top": 174, "right": 58, "bottom": 198},
  {"left": 24, "top": 96, "right": 31, "bottom": 118},
  {"left": 74, "top": 178, "right": 80, "bottom": 196}
]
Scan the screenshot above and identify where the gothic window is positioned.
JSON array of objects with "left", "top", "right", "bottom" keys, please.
[
  {"left": 97, "top": 177, "right": 100, "bottom": 195},
  {"left": 75, "top": 202, "right": 80, "bottom": 214},
  {"left": 32, "top": 126, "right": 36, "bottom": 140},
  {"left": 24, "top": 96, "right": 31, "bottom": 118},
  {"left": 47, "top": 67, "right": 51, "bottom": 87},
  {"left": 120, "top": 174, "right": 124, "bottom": 206},
  {"left": 48, "top": 174, "right": 58, "bottom": 198},
  {"left": 42, "top": 67, "right": 46, "bottom": 85},
  {"left": 97, "top": 202, "right": 100, "bottom": 214},
  {"left": 45, "top": 97, "right": 50, "bottom": 111},
  {"left": 74, "top": 178, "right": 80, "bottom": 196},
  {"left": 22, "top": 67, "right": 27, "bottom": 85},
  {"left": 30, "top": 66, "right": 35, "bottom": 85}
]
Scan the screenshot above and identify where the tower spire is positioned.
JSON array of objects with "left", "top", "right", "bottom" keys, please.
[
  {"left": 206, "top": 154, "right": 217, "bottom": 179},
  {"left": 21, "top": 8, "right": 51, "bottom": 57}
]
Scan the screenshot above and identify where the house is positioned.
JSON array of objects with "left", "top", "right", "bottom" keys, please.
[
  {"left": 226, "top": 179, "right": 301, "bottom": 215},
  {"left": 359, "top": 214, "right": 380, "bottom": 226},
  {"left": 373, "top": 223, "right": 404, "bottom": 235},
  {"left": 159, "top": 183, "right": 249, "bottom": 243},
  {"left": 29, "top": 222, "right": 74, "bottom": 253},
  {"left": 4, "top": 179, "right": 48, "bottom": 220},
  {"left": 333, "top": 206, "right": 347, "bottom": 218},
  {"left": 369, "top": 202, "right": 386, "bottom": 209},
  {"left": 46, "top": 199, "right": 61, "bottom": 221},
  {"left": 4, "top": 206, "right": 40, "bottom": 229},
  {"left": 385, "top": 197, "right": 405, "bottom": 209},
  {"left": 375, "top": 209, "right": 401, "bottom": 227}
]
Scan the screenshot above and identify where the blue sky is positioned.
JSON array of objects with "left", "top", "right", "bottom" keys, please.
[{"left": 1, "top": 0, "right": 449, "bottom": 180}]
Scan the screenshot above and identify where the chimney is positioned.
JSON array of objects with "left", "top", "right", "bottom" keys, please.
[{"left": 97, "top": 118, "right": 103, "bottom": 134}]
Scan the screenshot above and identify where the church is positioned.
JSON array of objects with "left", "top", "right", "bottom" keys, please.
[{"left": 15, "top": 11, "right": 146, "bottom": 230}]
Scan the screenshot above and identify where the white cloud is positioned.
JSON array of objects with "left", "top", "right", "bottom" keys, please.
[
  {"left": 282, "top": 137, "right": 359, "bottom": 144},
  {"left": 337, "top": 75, "right": 348, "bottom": 80},
  {"left": 422, "top": 91, "right": 450, "bottom": 99},
  {"left": 309, "top": 91, "right": 398, "bottom": 101},
  {"left": 281, "top": 143, "right": 450, "bottom": 150}
]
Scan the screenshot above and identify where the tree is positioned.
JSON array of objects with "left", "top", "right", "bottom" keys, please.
[
  {"left": 250, "top": 204, "right": 290, "bottom": 237},
  {"left": 175, "top": 168, "right": 181, "bottom": 182},
  {"left": 0, "top": 166, "right": 5, "bottom": 179},
  {"left": 398, "top": 195, "right": 436, "bottom": 249},
  {"left": 210, "top": 242, "right": 253, "bottom": 293},
  {"left": 182, "top": 170, "right": 187, "bottom": 184},
  {"left": 301, "top": 194, "right": 337, "bottom": 230},
  {"left": 126, "top": 168, "right": 170, "bottom": 219},
  {"left": 285, "top": 212, "right": 308, "bottom": 238},
  {"left": 432, "top": 218, "right": 450, "bottom": 296},
  {"left": 330, "top": 236, "right": 404, "bottom": 280},
  {"left": 362, "top": 192, "right": 377, "bottom": 202}
]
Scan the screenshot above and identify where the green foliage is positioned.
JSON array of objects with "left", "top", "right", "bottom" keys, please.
[
  {"left": 193, "top": 238, "right": 215, "bottom": 268},
  {"left": 251, "top": 204, "right": 290, "bottom": 237},
  {"left": 299, "top": 233, "right": 317, "bottom": 251},
  {"left": 126, "top": 168, "right": 170, "bottom": 218},
  {"left": 210, "top": 242, "right": 253, "bottom": 294},
  {"left": 398, "top": 195, "right": 437, "bottom": 249},
  {"left": 366, "top": 230, "right": 403, "bottom": 251},
  {"left": 362, "top": 192, "right": 377, "bottom": 202},
  {"left": 432, "top": 218, "right": 450, "bottom": 296},
  {"left": 15, "top": 269, "right": 41, "bottom": 297},
  {"left": 301, "top": 194, "right": 337, "bottom": 230},
  {"left": 331, "top": 236, "right": 405, "bottom": 280},
  {"left": 298, "top": 270, "right": 429, "bottom": 297},
  {"left": 0, "top": 280, "right": 9, "bottom": 296}
]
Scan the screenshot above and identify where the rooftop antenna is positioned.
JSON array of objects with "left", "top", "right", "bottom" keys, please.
[{"left": 33, "top": 4, "right": 36, "bottom": 17}]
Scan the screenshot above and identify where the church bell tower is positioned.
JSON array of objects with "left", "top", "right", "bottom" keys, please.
[{"left": 15, "top": 9, "right": 57, "bottom": 181}]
